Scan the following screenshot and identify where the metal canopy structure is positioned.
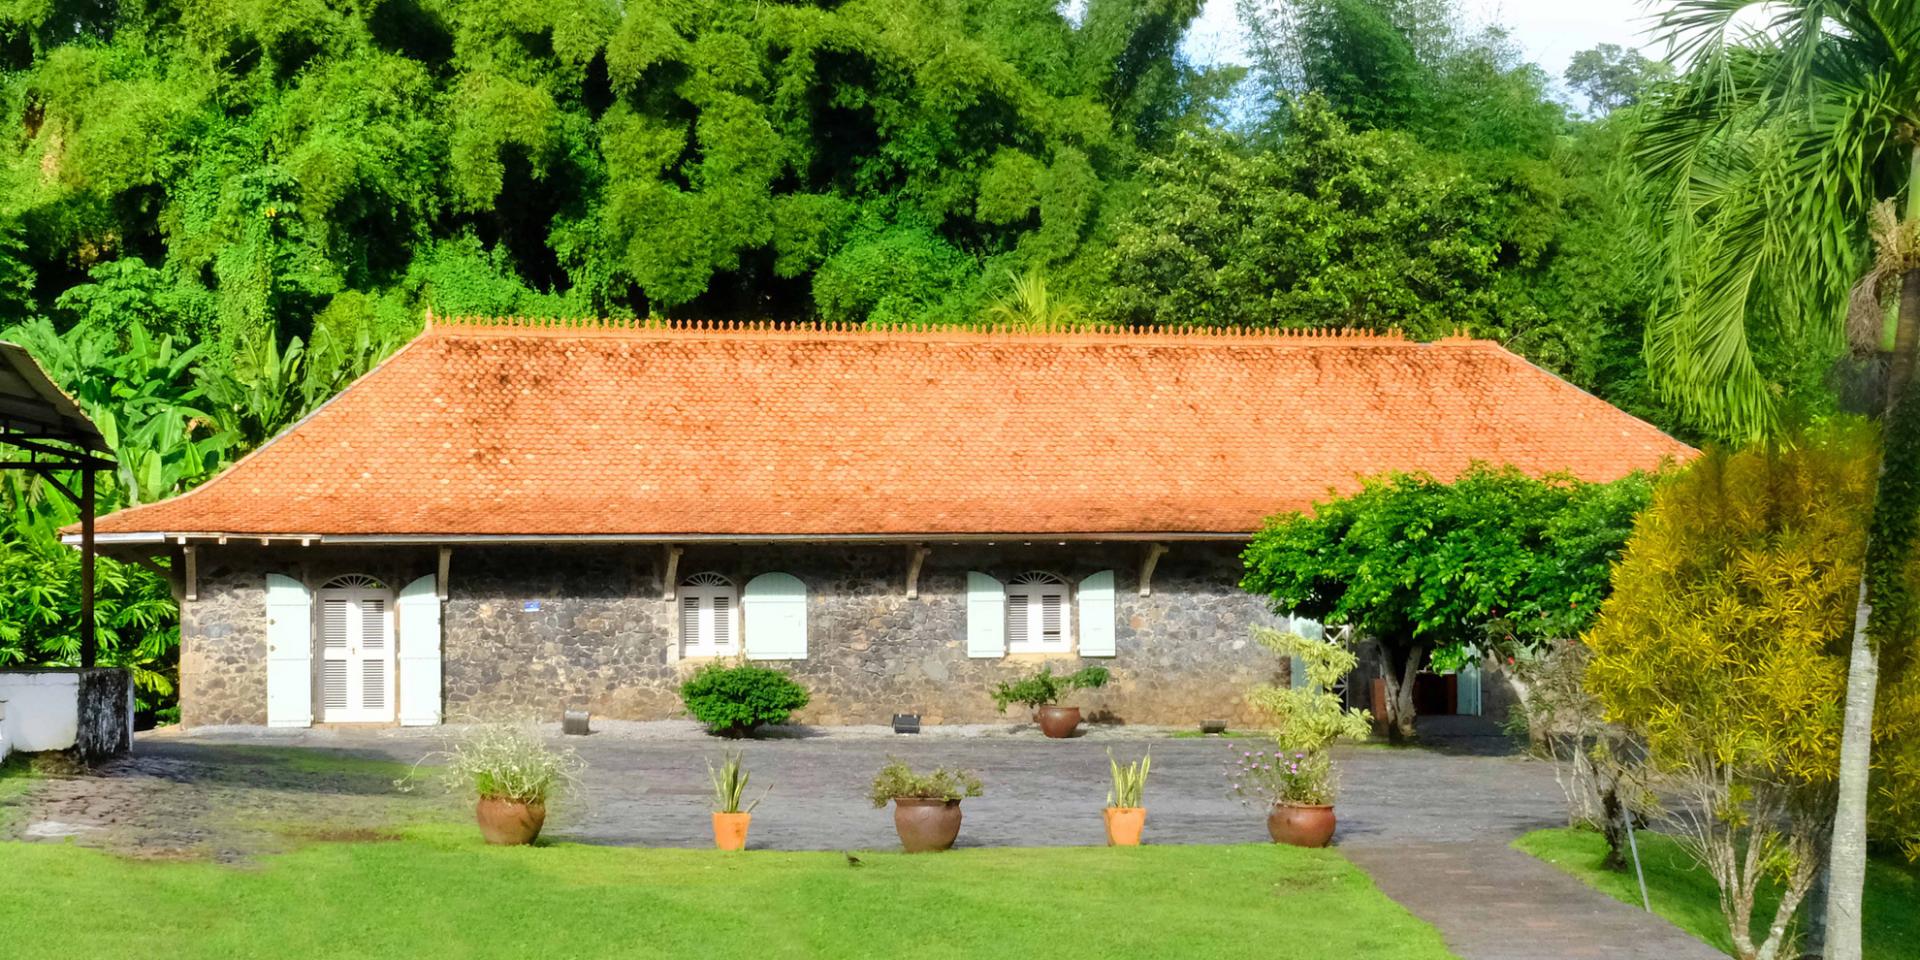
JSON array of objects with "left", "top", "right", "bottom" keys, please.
[{"left": 0, "top": 340, "right": 114, "bottom": 666}]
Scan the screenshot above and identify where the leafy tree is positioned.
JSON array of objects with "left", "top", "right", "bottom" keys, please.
[
  {"left": 1564, "top": 43, "right": 1672, "bottom": 115},
  {"left": 1099, "top": 100, "right": 1513, "bottom": 336},
  {"left": 1238, "top": 0, "right": 1564, "bottom": 157},
  {"left": 1583, "top": 423, "right": 1920, "bottom": 960},
  {"left": 1629, "top": 4, "right": 1920, "bottom": 954},
  {"left": 1242, "top": 465, "right": 1652, "bottom": 741}
]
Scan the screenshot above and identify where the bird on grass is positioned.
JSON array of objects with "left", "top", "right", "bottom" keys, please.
[{"left": 844, "top": 853, "right": 863, "bottom": 868}]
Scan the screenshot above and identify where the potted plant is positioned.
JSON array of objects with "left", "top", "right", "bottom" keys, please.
[
  {"left": 1104, "top": 748, "right": 1150, "bottom": 846},
  {"left": 1230, "top": 627, "right": 1371, "bottom": 847},
  {"left": 991, "top": 665, "right": 1111, "bottom": 738},
  {"left": 868, "top": 757, "right": 983, "bottom": 852},
  {"left": 404, "top": 724, "right": 584, "bottom": 845},
  {"left": 708, "top": 749, "right": 765, "bottom": 851}
]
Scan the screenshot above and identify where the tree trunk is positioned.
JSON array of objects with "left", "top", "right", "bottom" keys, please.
[
  {"left": 1823, "top": 261, "right": 1920, "bottom": 959},
  {"left": 1379, "top": 641, "right": 1425, "bottom": 743},
  {"left": 1601, "top": 780, "right": 1628, "bottom": 871},
  {"left": 1822, "top": 583, "right": 1879, "bottom": 960}
]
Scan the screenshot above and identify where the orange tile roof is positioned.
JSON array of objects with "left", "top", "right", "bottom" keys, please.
[{"left": 90, "top": 318, "right": 1693, "bottom": 540}]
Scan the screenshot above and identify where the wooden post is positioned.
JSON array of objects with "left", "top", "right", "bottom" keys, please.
[{"left": 80, "top": 466, "right": 96, "bottom": 667}]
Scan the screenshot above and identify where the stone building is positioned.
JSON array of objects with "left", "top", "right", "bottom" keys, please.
[{"left": 79, "top": 318, "right": 1689, "bottom": 729}]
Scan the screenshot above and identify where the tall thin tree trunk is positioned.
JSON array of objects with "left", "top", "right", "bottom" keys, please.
[
  {"left": 1823, "top": 583, "right": 1878, "bottom": 960},
  {"left": 1823, "top": 150, "right": 1920, "bottom": 960}
]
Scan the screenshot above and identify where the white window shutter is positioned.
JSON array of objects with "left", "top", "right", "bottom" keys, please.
[
  {"left": 1078, "top": 570, "right": 1116, "bottom": 657},
  {"left": 967, "top": 572, "right": 1006, "bottom": 658},
  {"left": 396, "top": 575, "right": 442, "bottom": 726},
  {"left": 265, "top": 574, "right": 314, "bottom": 728},
  {"left": 743, "top": 572, "right": 808, "bottom": 660}
]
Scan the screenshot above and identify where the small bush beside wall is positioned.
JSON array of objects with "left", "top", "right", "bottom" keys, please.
[{"left": 680, "top": 663, "right": 812, "bottom": 737}]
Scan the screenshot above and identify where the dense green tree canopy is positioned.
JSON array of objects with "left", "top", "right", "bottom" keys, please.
[
  {"left": 0, "top": 0, "right": 1225, "bottom": 352},
  {"left": 1241, "top": 465, "right": 1654, "bottom": 739}
]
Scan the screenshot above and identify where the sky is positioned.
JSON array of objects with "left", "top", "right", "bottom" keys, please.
[{"left": 1181, "top": 0, "right": 1675, "bottom": 84}]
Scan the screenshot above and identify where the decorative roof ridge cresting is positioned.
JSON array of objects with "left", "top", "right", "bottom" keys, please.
[{"left": 425, "top": 314, "right": 1418, "bottom": 345}]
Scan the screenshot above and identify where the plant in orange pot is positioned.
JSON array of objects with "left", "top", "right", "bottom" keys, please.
[
  {"left": 708, "top": 749, "right": 765, "bottom": 851},
  {"left": 1230, "top": 627, "right": 1372, "bottom": 848},
  {"left": 1103, "top": 748, "right": 1150, "bottom": 846}
]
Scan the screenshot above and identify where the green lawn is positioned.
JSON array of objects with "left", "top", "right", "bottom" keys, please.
[
  {"left": 1515, "top": 828, "right": 1919, "bottom": 960},
  {"left": 4, "top": 827, "right": 1458, "bottom": 960}
]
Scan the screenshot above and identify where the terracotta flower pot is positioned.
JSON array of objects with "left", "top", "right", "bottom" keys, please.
[
  {"left": 1267, "top": 802, "right": 1336, "bottom": 848},
  {"left": 712, "top": 811, "right": 751, "bottom": 851},
  {"left": 1103, "top": 807, "right": 1146, "bottom": 846},
  {"left": 475, "top": 797, "right": 547, "bottom": 845},
  {"left": 892, "top": 797, "right": 963, "bottom": 852},
  {"left": 1035, "top": 705, "right": 1082, "bottom": 738}
]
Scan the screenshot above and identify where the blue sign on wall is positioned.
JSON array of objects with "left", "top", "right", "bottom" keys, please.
[{"left": 521, "top": 600, "right": 542, "bottom": 613}]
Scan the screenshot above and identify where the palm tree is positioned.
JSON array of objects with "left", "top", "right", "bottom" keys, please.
[
  {"left": 1631, "top": 4, "right": 1920, "bottom": 958},
  {"left": 984, "top": 269, "right": 1083, "bottom": 329}
]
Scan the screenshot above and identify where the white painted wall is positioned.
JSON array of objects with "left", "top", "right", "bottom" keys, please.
[{"left": 0, "top": 672, "right": 81, "bottom": 753}]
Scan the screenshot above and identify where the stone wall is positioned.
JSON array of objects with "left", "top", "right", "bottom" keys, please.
[{"left": 180, "top": 541, "right": 1290, "bottom": 728}]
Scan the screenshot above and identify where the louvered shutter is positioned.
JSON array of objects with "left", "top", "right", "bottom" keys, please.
[
  {"left": 396, "top": 575, "right": 441, "bottom": 726},
  {"left": 680, "top": 595, "right": 701, "bottom": 651},
  {"left": 966, "top": 572, "right": 1005, "bottom": 658},
  {"left": 359, "top": 597, "right": 390, "bottom": 713},
  {"left": 319, "top": 598, "right": 350, "bottom": 713},
  {"left": 1078, "top": 570, "right": 1116, "bottom": 657},
  {"left": 265, "top": 574, "right": 314, "bottom": 727},
  {"left": 743, "top": 573, "right": 808, "bottom": 660},
  {"left": 712, "top": 595, "right": 734, "bottom": 649}
]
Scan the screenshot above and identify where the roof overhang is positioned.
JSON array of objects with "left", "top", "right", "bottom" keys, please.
[
  {"left": 0, "top": 340, "right": 112, "bottom": 459},
  {"left": 67, "top": 530, "right": 1254, "bottom": 551}
]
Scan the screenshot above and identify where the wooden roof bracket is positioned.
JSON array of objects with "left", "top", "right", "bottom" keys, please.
[
  {"left": 1139, "top": 543, "right": 1169, "bottom": 597},
  {"left": 905, "top": 544, "right": 932, "bottom": 599},
  {"left": 661, "top": 544, "right": 684, "bottom": 600},
  {"left": 437, "top": 546, "right": 452, "bottom": 601}
]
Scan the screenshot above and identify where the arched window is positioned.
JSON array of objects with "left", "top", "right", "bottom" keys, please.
[
  {"left": 1006, "top": 571, "right": 1070, "bottom": 654},
  {"left": 680, "top": 572, "right": 738, "bottom": 657}
]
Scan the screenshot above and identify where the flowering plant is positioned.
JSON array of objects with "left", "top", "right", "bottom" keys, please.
[
  {"left": 1226, "top": 747, "right": 1335, "bottom": 806},
  {"left": 1226, "top": 626, "right": 1370, "bottom": 808}
]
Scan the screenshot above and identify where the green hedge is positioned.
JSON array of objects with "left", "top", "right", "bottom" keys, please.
[{"left": 679, "top": 663, "right": 811, "bottom": 737}]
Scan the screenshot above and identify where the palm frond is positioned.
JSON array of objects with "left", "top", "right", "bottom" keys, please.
[{"left": 1628, "top": 0, "right": 1915, "bottom": 439}]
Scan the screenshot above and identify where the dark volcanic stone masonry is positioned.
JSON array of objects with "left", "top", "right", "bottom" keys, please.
[{"left": 179, "top": 542, "right": 1290, "bottom": 728}]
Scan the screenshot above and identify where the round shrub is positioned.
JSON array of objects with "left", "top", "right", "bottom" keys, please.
[{"left": 679, "top": 662, "right": 811, "bottom": 737}]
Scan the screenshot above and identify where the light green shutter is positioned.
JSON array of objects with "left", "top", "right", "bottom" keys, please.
[
  {"left": 1457, "top": 661, "right": 1482, "bottom": 716},
  {"left": 396, "top": 575, "right": 442, "bottom": 726},
  {"left": 966, "top": 572, "right": 1005, "bottom": 658},
  {"left": 1077, "top": 570, "right": 1116, "bottom": 657},
  {"left": 743, "top": 573, "right": 808, "bottom": 660},
  {"left": 265, "top": 574, "right": 313, "bottom": 728}
]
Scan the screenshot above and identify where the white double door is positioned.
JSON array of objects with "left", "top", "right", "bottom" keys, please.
[{"left": 316, "top": 587, "right": 395, "bottom": 723}]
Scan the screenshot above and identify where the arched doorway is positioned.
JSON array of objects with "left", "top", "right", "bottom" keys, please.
[{"left": 314, "top": 575, "right": 395, "bottom": 722}]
